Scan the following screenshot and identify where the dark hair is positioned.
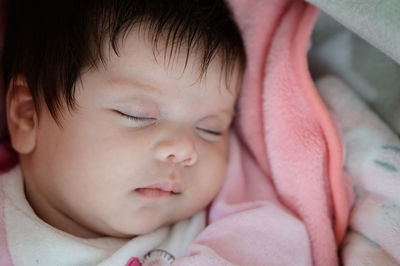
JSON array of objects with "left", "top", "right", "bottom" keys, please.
[{"left": 2, "top": 0, "right": 245, "bottom": 123}]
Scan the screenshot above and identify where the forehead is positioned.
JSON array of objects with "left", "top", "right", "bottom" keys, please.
[{"left": 99, "top": 27, "right": 242, "bottom": 97}]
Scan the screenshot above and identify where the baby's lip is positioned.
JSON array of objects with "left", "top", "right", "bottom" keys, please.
[{"left": 138, "top": 181, "right": 183, "bottom": 194}]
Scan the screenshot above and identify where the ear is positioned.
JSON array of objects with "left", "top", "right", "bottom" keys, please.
[{"left": 6, "top": 75, "right": 38, "bottom": 154}]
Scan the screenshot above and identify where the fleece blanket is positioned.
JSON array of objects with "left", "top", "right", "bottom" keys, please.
[
  {"left": 0, "top": 0, "right": 357, "bottom": 265},
  {"left": 317, "top": 76, "right": 400, "bottom": 265}
]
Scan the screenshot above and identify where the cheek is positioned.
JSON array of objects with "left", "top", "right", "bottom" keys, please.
[
  {"left": 204, "top": 155, "right": 227, "bottom": 194},
  {"left": 35, "top": 118, "right": 151, "bottom": 196},
  {"left": 190, "top": 141, "right": 229, "bottom": 203},
  {"left": 204, "top": 140, "right": 229, "bottom": 187},
  {"left": 56, "top": 137, "right": 144, "bottom": 186}
]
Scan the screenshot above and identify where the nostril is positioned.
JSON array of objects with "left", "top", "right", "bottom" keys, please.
[
  {"left": 167, "top": 154, "right": 176, "bottom": 161},
  {"left": 183, "top": 155, "right": 197, "bottom": 166},
  {"left": 165, "top": 154, "right": 195, "bottom": 166},
  {"left": 184, "top": 158, "right": 193, "bottom": 165}
]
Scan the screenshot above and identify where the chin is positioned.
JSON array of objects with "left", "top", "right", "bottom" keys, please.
[
  {"left": 109, "top": 222, "right": 164, "bottom": 238},
  {"left": 106, "top": 211, "right": 189, "bottom": 238}
]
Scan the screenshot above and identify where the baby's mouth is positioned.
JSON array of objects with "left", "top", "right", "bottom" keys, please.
[
  {"left": 135, "top": 181, "right": 182, "bottom": 199},
  {"left": 135, "top": 188, "right": 176, "bottom": 198}
]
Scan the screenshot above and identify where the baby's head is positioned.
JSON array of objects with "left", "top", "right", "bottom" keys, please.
[{"left": 2, "top": 0, "right": 245, "bottom": 238}]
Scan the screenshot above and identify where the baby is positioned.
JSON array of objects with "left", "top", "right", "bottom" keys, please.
[{"left": 1, "top": 0, "right": 245, "bottom": 265}]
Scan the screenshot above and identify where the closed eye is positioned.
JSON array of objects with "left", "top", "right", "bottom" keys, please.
[
  {"left": 114, "top": 110, "right": 157, "bottom": 122},
  {"left": 196, "top": 127, "right": 223, "bottom": 136}
]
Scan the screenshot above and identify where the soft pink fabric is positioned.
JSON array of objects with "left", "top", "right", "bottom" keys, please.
[
  {"left": 0, "top": 0, "right": 351, "bottom": 265},
  {"left": 176, "top": 0, "right": 351, "bottom": 265},
  {"left": 232, "top": 0, "right": 350, "bottom": 246}
]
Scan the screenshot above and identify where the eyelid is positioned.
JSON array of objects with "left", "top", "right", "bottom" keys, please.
[
  {"left": 113, "top": 110, "right": 157, "bottom": 121},
  {"left": 195, "top": 127, "right": 226, "bottom": 143},
  {"left": 196, "top": 127, "right": 223, "bottom": 136},
  {"left": 196, "top": 116, "right": 233, "bottom": 135}
]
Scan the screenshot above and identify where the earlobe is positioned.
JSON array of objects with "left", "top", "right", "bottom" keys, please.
[{"left": 6, "top": 76, "right": 38, "bottom": 154}]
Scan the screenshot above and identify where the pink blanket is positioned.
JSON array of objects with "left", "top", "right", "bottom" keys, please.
[
  {"left": 0, "top": 0, "right": 352, "bottom": 265},
  {"left": 175, "top": 1, "right": 352, "bottom": 265}
]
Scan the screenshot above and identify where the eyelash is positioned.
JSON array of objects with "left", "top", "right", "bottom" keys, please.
[
  {"left": 115, "top": 110, "right": 223, "bottom": 137},
  {"left": 115, "top": 110, "right": 155, "bottom": 122},
  {"left": 197, "top": 128, "right": 223, "bottom": 136}
]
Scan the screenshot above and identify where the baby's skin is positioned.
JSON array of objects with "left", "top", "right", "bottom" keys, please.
[{"left": 6, "top": 27, "right": 239, "bottom": 238}]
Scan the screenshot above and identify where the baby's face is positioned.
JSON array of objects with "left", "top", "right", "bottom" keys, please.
[{"left": 24, "top": 29, "right": 238, "bottom": 238}]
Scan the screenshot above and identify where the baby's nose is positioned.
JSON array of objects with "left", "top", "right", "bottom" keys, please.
[{"left": 153, "top": 132, "right": 198, "bottom": 167}]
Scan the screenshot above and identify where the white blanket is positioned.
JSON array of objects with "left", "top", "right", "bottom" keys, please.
[{"left": 317, "top": 76, "right": 400, "bottom": 265}]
